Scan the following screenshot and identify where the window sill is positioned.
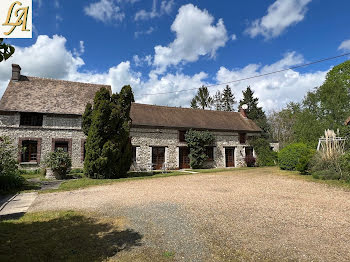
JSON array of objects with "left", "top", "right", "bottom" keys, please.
[{"left": 20, "top": 162, "right": 38, "bottom": 165}]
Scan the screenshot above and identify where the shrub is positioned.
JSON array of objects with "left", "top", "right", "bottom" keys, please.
[
  {"left": 244, "top": 155, "right": 256, "bottom": 167},
  {"left": 83, "top": 86, "right": 134, "bottom": 179},
  {"left": 278, "top": 143, "right": 314, "bottom": 171},
  {"left": 312, "top": 169, "right": 340, "bottom": 180},
  {"left": 0, "top": 137, "right": 24, "bottom": 192},
  {"left": 45, "top": 148, "right": 72, "bottom": 179},
  {"left": 249, "top": 138, "right": 277, "bottom": 166},
  {"left": 309, "top": 151, "right": 344, "bottom": 180},
  {"left": 185, "top": 130, "right": 215, "bottom": 169}
]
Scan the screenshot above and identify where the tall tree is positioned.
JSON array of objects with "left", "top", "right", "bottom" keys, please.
[
  {"left": 239, "top": 86, "right": 270, "bottom": 138},
  {"left": 213, "top": 90, "right": 223, "bottom": 111},
  {"left": 0, "top": 39, "right": 15, "bottom": 62},
  {"left": 83, "top": 86, "right": 134, "bottom": 179},
  {"left": 221, "top": 85, "right": 236, "bottom": 111},
  {"left": 190, "top": 86, "right": 213, "bottom": 109}
]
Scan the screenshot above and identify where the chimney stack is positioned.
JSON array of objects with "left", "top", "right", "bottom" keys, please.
[
  {"left": 240, "top": 104, "right": 248, "bottom": 118},
  {"left": 11, "top": 64, "right": 21, "bottom": 81}
]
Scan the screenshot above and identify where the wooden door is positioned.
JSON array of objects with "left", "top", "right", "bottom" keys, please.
[
  {"left": 225, "top": 148, "right": 235, "bottom": 167},
  {"left": 179, "top": 147, "right": 190, "bottom": 169},
  {"left": 152, "top": 147, "right": 165, "bottom": 170}
]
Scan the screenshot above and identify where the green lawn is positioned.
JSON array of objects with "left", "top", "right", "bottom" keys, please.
[
  {"left": 41, "top": 170, "right": 192, "bottom": 193},
  {"left": 0, "top": 210, "right": 176, "bottom": 261},
  {"left": 0, "top": 211, "right": 142, "bottom": 261}
]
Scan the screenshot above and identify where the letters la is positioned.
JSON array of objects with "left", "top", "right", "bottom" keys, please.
[{"left": 2, "top": 1, "right": 30, "bottom": 36}]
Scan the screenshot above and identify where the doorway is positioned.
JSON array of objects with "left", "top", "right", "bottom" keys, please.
[
  {"left": 225, "top": 148, "right": 235, "bottom": 167},
  {"left": 179, "top": 147, "right": 190, "bottom": 169}
]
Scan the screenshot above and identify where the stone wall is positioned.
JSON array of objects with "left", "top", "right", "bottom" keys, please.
[
  {"left": 0, "top": 113, "right": 85, "bottom": 168},
  {"left": 131, "top": 127, "right": 259, "bottom": 170}
]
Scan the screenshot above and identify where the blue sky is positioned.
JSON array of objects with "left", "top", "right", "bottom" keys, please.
[{"left": 1, "top": 0, "right": 350, "bottom": 111}]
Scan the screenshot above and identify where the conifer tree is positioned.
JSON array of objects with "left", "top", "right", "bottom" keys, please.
[
  {"left": 83, "top": 86, "right": 134, "bottom": 179},
  {"left": 221, "top": 85, "right": 236, "bottom": 111},
  {"left": 239, "top": 86, "right": 271, "bottom": 138},
  {"left": 213, "top": 90, "right": 222, "bottom": 111},
  {"left": 190, "top": 86, "right": 213, "bottom": 109}
]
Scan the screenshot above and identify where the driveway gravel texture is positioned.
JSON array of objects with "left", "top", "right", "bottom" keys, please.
[{"left": 30, "top": 167, "right": 350, "bottom": 261}]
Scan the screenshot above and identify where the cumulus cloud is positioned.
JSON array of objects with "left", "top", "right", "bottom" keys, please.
[
  {"left": 134, "top": 0, "right": 174, "bottom": 21},
  {"left": 0, "top": 35, "right": 327, "bottom": 112},
  {"left": 84, "top": 0, "right": 125, "bottom": 23},
  {"left": 153, "top": 4, "right": 228, "bottom": 73},
  {"left": 245, "top": 0, "right": 312, "bottom": 39},
  {"left": 338, "top": 39, "right": 350, "bottom": 52},
  {"left": 216, "top": 52, "right": 327, "bottom": 111},
  {"left": 231, "top": 34, "right": 237, "bottom": 41}
]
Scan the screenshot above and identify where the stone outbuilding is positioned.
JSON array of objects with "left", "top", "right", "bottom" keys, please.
[{"left": 0, "top": 64, "right": 263, "bottom": 170}]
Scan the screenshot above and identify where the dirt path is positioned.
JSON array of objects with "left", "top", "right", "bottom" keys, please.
[{"left": 30, "top": 168, "right": 350, "bottom": 261}]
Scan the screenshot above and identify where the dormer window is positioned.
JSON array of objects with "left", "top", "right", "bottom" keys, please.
[{"left": 20, "top": 113, "right": 43, "bottom": 127}]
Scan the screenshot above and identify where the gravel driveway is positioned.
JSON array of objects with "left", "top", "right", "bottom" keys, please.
[{"left": 30, "top": 167, "right": 350, "bottom": 261}]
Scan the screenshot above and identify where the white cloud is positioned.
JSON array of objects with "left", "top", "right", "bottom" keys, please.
[
  {"left": 338, "top": 39, "right": 350, "bottom": 52},
  {"left": 231, "top": 34, "right": 237, "bottom": 41},
  {"left": 245, "top": 0, "right": 312, "bottom": 39},
  {"left": 84, "top": 0, "right": 125, "bottom": 23},
  {"left": 134, "top": 26, "right": 155, "bottom": 38},
  {"left": 216, "top": 52, "right": 327, "bottom": 111},
  {"left": 153, "top": 4, "right": 228, "bottom": 73},
  {"left": 134, "top": 0, "right": 174, "bottom": 21},
  {"left": 0, "top": 35, "right": 327, "bottom": 112}
]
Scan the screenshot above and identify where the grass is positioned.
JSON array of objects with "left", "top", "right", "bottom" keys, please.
[
  {"left": 41, "top": 170, "right": 191, "bottom": 193},
  {"left": 0, "top": 210, "right": 142, "bottom": 261}
]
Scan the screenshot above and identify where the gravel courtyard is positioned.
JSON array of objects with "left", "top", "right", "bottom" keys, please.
[{"left": 30, "top": 167, "right": 350, "bottom": 261}]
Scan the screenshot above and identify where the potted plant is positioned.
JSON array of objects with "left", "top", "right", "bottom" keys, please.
[{"left": 45, "top": 148, "right": 72, "bottom": 179}]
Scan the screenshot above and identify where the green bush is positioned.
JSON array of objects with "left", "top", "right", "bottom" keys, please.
[
  {"left": 0, "top": 137, "right": 24, "bottom": 192},
  {"left": 45, "top": 148, "right": 72, "bottom": 179},
  {"left": 83, "top": 86, "right": 134, "bottom": 179},
  {"left": 278, "top": 143, "right": 314, "bottom": 171},
  {"left": 185, "top": 130, "right": 215, "bottom": 169},
  {"left": 249, "top": 138, "right": 277, "bottom": 166}
]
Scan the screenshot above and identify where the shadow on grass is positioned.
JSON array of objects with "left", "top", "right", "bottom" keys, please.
[{"left": 0, "top": 211, "right": 142, "bottom": 261}]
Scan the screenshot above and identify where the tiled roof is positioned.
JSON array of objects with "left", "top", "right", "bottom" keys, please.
[
  {"left": 130, "top": 103, "right": 262, "bottom": 132},
  {"left": 0, "top": 76, "right": 111, "bottom": 115}
]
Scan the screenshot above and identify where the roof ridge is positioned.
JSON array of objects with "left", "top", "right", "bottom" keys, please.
[
  {"left": 25, "top": 76, "right": 111, "bottom": 87},
  {"left": 132, "top": 102, "right": 241, "bottom": 114}
]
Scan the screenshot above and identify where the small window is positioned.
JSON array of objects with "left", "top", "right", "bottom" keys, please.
[
  {"left": 206, "top": 147, "right": 214, "bottom": 161},
  {"left": 55, "top": 141, "right": 69, "bottom": 152},
  {"left": 245, "top": 147, "right": 253, "bottom": 157},
  {"left": 179, "top": 130, "right": 187, "bottom": 142},
  {"left": 20, "top": 113, "right": 43, "bottom": 126},
  {"left": 239, "top": 133, "right": 247, "bottom": 144},
  {"left": 21, "top": 140, "right": 38, "bottom": 162}
]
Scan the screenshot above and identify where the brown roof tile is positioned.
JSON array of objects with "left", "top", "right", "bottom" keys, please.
[
  {"left": 0, "top": 76, "right": 111, "bottom": 115},
  {"left": 130, "top": 103, "right": 262, "bottom": 132}
]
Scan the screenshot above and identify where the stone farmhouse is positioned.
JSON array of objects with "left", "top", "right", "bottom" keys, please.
[{"left": 0, "top": 64, "right": 263, "bottom": 170}]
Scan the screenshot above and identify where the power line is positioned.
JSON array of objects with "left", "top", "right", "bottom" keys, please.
[{"left": 136, "top": 52, "right": 350, "bottom": 97}]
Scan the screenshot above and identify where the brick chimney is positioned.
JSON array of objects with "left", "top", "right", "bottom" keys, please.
[
  {"left": 12, "top": 64, "right": 21, "bottom": 81},
  {"left": 240, "top": 105, "right": 248, "bottom": 118}
]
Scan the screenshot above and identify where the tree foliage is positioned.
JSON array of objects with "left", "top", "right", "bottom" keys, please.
[
  {"left": 270, "top": 60, "right": 350, "bottom": 148},
  {"left": 0, "top": 39, "right": 15, "bottom": 62},
  {"left": 0, "top": 137, "right": 23, "bottom": 192},
  {"left": 185, "top": 130, "right": 214, "bottom": 169},
  {"left": 213, "top": 91, "right": 222, "bottom": 111},
  {"left": 83, "top": 86, "right": 134, "bottom": 179},
  {"left": 239, "top": 86, "right": 271, "bottom": 138},
  {"left": 221, "top": 85, "right": 236, "bottom": 111},
  {"left": 249, "top": 137, "right": 277, "bottom": 166},
  {"left": 190, "top": 86, "right": 213, "bottom": 109}
]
